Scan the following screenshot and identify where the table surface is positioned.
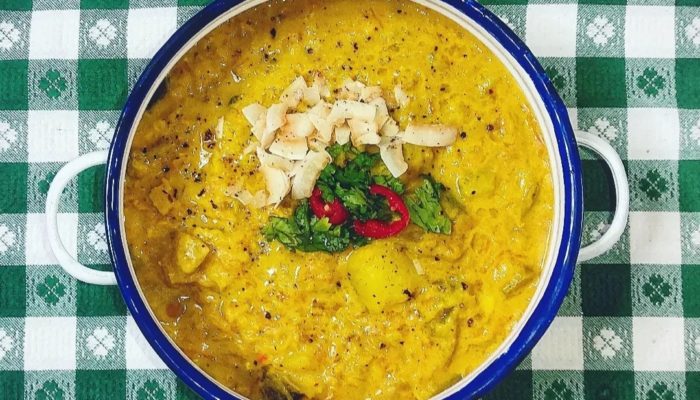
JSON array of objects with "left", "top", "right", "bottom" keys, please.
[{"left": 0, "top": 0, "right": 699, "bottom": 398}]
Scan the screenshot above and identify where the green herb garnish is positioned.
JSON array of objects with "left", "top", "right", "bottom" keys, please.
[{"left": 405, "top": 176, "right": 452, "bottom": 234}]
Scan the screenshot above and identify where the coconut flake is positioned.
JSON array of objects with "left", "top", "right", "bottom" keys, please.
[
  {"left": 303, "top": 85, "right": 321, "bottom": 106},
  {"left": 280, "top": 76, "right": 307, "bottom": 107},
  {"left": 403, "top": 124, "right": 457, "bottom": 147},
  {"left": 328, "top": 100, "right": 376, "bottom": 125},
  {"left": 312, "top": 75, "right": 331, "bottom": 98},
  {"left": 338, "top": 79, "right": 365, "bottom": 100},
  {"left": 242, "top": 103, "right": 266, "bottom": 126},
  {"left": 307, "top": 137, "right": 329, "bottom": 152},
  {"left": 379, "top": 136, "right": 408, "bottom": 177},
  {"left": 360, "top": 86, "right": 382, "bottom": 102},
  {"left": 308, "top": 113, "right": 334, "bottom": 143},
  {"left": 282, "top": 113, "right": 315, "bottom": 138},
  {"left": 335, "top": 124, "right": 351, "bottom": 145},
  {"left": 380, "top": 118, "right": 400, "bottom": 137},
  {"left": 371, "top": 98, "right": 390, "bottom": 130},
  {"left": 394, "top": 84, "right": 410, "bottom": 108},
  {"left": 269, "top": 133, "right": 308, "bottom": 161},
  {"left": 348, "top": 118, "right": 380, "bottom": 146},
  {"left": 291, "top": 150, "right": 332, "bottom": 199},
  {"left": 256, "top": 147, "right": 295, "bottom": 172},
  {"left": 215, "top": 117, "right": 225, "bottom": 140},
  {"left": 266, "top": 103, "right": 287, "bottom": 133},
  {"left": 261, "top": 166, "right": 291, "bottom": 206}
]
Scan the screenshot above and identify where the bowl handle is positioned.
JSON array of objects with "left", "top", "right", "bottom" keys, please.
[
  {"left": 575, "top": 131, "right": 630, "bottom": 262},
  {"left": 46, "top": 150, "right": 117, "bottom": 285}
]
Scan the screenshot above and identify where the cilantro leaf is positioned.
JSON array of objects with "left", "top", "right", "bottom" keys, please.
[
  {"left": 405, "top": 176, "right": 452, "bottom": 234},
  {"left": 373, "top": 174, "right": 405, "bottom": 194}
]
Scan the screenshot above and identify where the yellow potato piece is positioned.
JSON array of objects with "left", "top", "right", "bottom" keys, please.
[
  {"left": 148, "top": 180, "right": 175, "bottom": 215},
  {"left": 176, "top": 233, "right": 210, "bottom": 274},
  {"left": 347, "top": 241, "right": 419, "bottom": 313}
]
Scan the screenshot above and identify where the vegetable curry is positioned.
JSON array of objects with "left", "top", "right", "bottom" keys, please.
[{"left": 124, "top": 0, "right": 554, "bottom": 398}]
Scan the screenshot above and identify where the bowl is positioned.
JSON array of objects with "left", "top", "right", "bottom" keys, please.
[{"left": 45, "top": 0, "right": 630, "bottom": 398}]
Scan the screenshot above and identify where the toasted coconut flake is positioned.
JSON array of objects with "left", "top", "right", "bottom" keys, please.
[
  {"left": 309, "top": 101, "right": 331, "bottom": 118},
  {"left": 215, "top": 117, "right": 225, "bottom": 140},
  {"left": 308, "top": 113, "right": 334, "bottom": 143},
  {"left": 379, "top": 136, "right": 408, "bottom": 177},
  {"left": 242, "top": 103, "right": 266, "bottom": 126},
  {"left": 308, "top": 137, "right": 329, "bottom": 152},
  {"left": 280, "top": 76, "right": 307, "bottom": 107},
  {"left": 227, "top": 186, "right": 266, "bottom": 209},
  {"left": 394, "top": 84, "right": 410, "bottom": 108},
  {"left": 338, "top": 79, "right": 365, "bottom": 100},
  {"left": 334, "top": 124, "right": 351, "bottom": 145},
  {"left": 371, "top": 98, "right": 390, "bottom": 129},
  {"left": 266, "top": 103, "right": 287, "bottom": 133},
  {"left": 348, "top": 118, "right": 380, "bottom": 146},
  {"left": 412, "top": 259, "right": 425, "bottom": 275},
  {"left": 403, "top": 124, "right": 457, "bottom": 147},
  {"left": 312, "top": 75, "right": 331, "bottom": 98},
  {"left": 291, "top": 150, "right": 332, "bottom": 199},
  {"left": 256, "top": 147, "right": 295, "bottom": 172},
  {"left": 282, "top": 113, "right": 315, "bottom": 138},
  {"left": 380, "top": 118, "right": 400, "bottom": 137},
  {"left": 251, "top": 190, "right": 268, "bottom": 208},
  {"left": 303, "top": 85, "right": 321, "bottom": 106},
  {"left": 261, "top": 166, "right": 291, "bottom": 206},
  {"left": 242, "top": 141, "right": 257, "bottom": 156},
  {"left": 328, "top": 100, "right": 376, "bottom": 125},
  {"left": 360, "top": 86, "right": 382, "bottom": 102},
  {"left": 269, "top": 133, "right": 308, "bottom": 161}
]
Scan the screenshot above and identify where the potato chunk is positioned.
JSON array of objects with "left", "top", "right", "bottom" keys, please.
[
  {"left": 148, "top": 180, "right": 176, "bottom": 215},
  {"left": 176, "top": 233, "right": 210, "bottom": 274},
  {"left": 346, "top": 241, "right": 419, "bottom": 313}
]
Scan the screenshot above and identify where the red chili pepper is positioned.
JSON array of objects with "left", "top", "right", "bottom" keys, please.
[
  {"left": 309, "top": 187, "right": 349, "bottom": 225},
  {"left": 353, "top": 184, "right": 410, "bottom": 238}
]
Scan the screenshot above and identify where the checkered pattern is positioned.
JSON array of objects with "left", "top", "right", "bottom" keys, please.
[{"left": 0, "top": 0, "right": 698, "bottom": 399}]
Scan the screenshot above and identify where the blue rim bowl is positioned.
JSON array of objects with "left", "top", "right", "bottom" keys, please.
[{"left": 105, "top": 0, "right": 583, "bottom": 398}]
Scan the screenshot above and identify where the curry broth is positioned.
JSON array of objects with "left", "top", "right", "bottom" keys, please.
[{"left": 124, "top": 0, "right": 554, "bottom": 398}]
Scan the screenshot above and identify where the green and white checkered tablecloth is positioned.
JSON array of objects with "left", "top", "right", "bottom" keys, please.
[{"left": 0, "top": 0, "right": 699, "bottom": 398}]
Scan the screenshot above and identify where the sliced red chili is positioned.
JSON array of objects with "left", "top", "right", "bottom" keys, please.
[
  {"left": 309, "top": 187, "right": 349, "bottom": 225},
  {"left": 353, "top": 184, "right": 410, "bottom": 238}
]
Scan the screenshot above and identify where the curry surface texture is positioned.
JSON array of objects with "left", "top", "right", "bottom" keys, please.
[{"left": 124, "top": 0, "right": 554, "bottom": 398}]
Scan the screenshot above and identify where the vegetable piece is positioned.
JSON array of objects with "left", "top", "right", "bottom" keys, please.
[
  {"left": 402, "top": 124, "right": 458, "bottom": 147},
  {"left": 309, "top": 187, "right": 348, "bottom": 224},
  {"left": 282, "top": 113, "right": 315, "bottom": 138},
  {"left": 268, "top": 133, "right": 308, "bottom": 161},
  {"left": 348, "top": 118, "right": 380, "bottom": 146},
  {"left": 394, "top": 84, "right": 410, "bottom": 108},
  {"left": 148, "top": 180, "right": 175, "bottom": 215},
  {"left": 346, "top": 240, "right": 419, "bottom": 313},
  {"left": 215, "top": 117, "right": 224, "bottom": 140},
  {"left": 405, "top": 176, "right": 452, "bottom": 234},
  {"left": 265, "top": 103, "right": 288, "bottom": 133},
  {"left": 256, "top": 147, "right": 295, "bottom": 172},
  {"left": 328, "top": 100, "right": 376, "bottom": 124},
  {"left": 279, "top": 76, "right": 307, "bottom": 107},
  {"left": 353, "top": 184, "right": 410, "bottom": 238},
  {"left": 263, "top": 201, "right": 353, "bottom": 253},
  {"left": 176, "top": 232, "right": 210, "bottom": 274}
]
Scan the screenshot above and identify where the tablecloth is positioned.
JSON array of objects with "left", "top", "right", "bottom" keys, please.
[{"left": 0, "top": 0, "right": 698, "bottom": 398}]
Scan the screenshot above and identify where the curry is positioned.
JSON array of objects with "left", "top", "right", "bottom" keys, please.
[{"left": 123, "top": 0, "right": 554, "bottom": 398}]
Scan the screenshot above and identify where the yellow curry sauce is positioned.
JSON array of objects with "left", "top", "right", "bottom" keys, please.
[{"left": 124, "top": 0, "right": 553, "bottom": 398}]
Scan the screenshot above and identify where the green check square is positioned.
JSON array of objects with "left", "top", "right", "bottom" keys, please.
[
  {"left": 682, "top": 266, "right": 700, "bottom": 317},
  {"left": 680, "top": 109, "right": 700, "bottom": 160},
  {"left": 581, "top": 264, "right": 631, "bottom": 316},
  {"left": 0, "top": 111, "right": 28, "bottom": 162},
  {"left": 485, "top": 370, "right": 532, "bottom": 399},
  {"left": 177, "top": 7, "right": 202, "bottom": 27},
  {"left": 584, "top": 371, "right": 635, "bottom": 399},
  {"left": 632, "top": 264, "right": 683, "bottom": 316},
  {"left": 688, "top": 372, "right": 700, "bottom": 398},
  {"left": 626, "top": 59, "right": 676, "bottom": 108},
  {"left": 576, "top": 58, "right": 627, "bottom": 108},
  {"left": 76, "top": 317, "right": 126, "bottom": 369},
  {"left": 635, "top": 372, "right": 685, "bottom": 400},
  {"left": 26, "top": 266, "right": 76, "bottom": 317},
  {"left": 0, "top": 12, "right": 30, "bottom": 61},
  {"left": 78, "top": 214, "right": 110, "bottom": 265},
  {"left": 540, "top": 58, "right": 577, "bottom": 107},
  {"left": 685, "top": 319, "right": 700, "bottom": 371},
  {"left": 677, "top": 7, "right": 700, "bottom": 58},
  {"left": 28, "top": 60, "right": 78, "bottom": 110},
  {"left": 25, "top": 371, "right": 74, "bottom": 400},
  {"left": 681, "top": 213, "right": 700, "bottom": 264},
  {"left": 78, "top": 59, "right": 128, "bottom": 110},
  {"left": 583, "top": 317, "right": 633, "bottom": 370},
  {"left": 0, "top": 163, "right": 28, "bottom": 213},
  {"left": 488, "top": 5, "right": 527, "bottom": 39},
  {"left": 677, "top": 0, "right": 700, "bottom": 6},
  {"left": 680, "top": 160, "right": 700, "bottom": 212},
  {"left": 629, "top": 160, "right": 679, "bottom": 212},
  {"left": 677, "top": 59, "right": 700, "bottom": 109},
  {"left": 78, "top": 165, "right": 105, "bottom": 213},
  {"left": 80, "top": 0, "right": 128, "bottom": 9},
  {"left": 127, "top": 371, "right": 177, "bottom": 399},
  {"left": 583, "top": 158, "right": 621, "bottom": 212},
  {"left": 0, "top": 266, "right": 25, "bottom": 317},
  {"left": 579, "top": 0, "right": 626, "bottom": 4},
  {"left": 576, "top": 5, "right": 625, "bottom": 57},
  {"left": 1, "top": 0, "right": 31, "bottom": 10},
  {"left": 558, "top": 262, "right": 582, "bottom": 315},
  {"left": 78, "top": 111, "right": 118, "bottom": 154},
  {"left": 77, "top": 279, "right": 126, "bottom": 317},
  {"left": 533, "top": 371, "right": 584, "bottom": 400},
  {"left": 28, "top": 163, "right": 78, "bottom": 213},
  {"left": 75, "top": 370, "right": 126, "bottom": 398},
  {"left": 577, "top": 108, "right": 627, "bottom": 162},
  {"left": 0, "top": 372, "right": 24, "bottom": 398},
  {"left": 0, "top": 215, "right": 25, "bottom": 266},
  {"left": 0, "top": 60, "right": 28, "bottom": 110}
]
